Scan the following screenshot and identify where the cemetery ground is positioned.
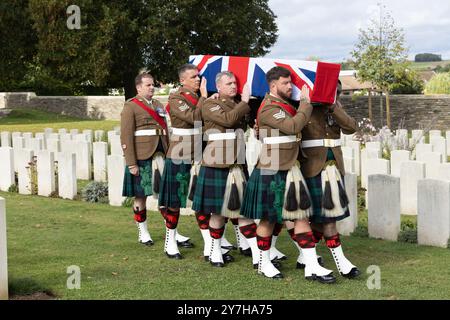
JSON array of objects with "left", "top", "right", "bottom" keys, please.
[
  {"left": 2, "top": 189, "right": 450, "bottom": 300},
  {"left": 2, "top": 108, "right": 450, "bottom": 300}
]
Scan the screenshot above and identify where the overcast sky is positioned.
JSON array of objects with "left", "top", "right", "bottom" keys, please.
[{"left": 266, "top": 0, "right": 450, "bottom": 62}]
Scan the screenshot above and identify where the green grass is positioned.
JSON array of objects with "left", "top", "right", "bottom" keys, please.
[
  {"left": 2, "top": 191, "right": 450, "bottom": 300},
  {"left": 410, "top": 59, "right": 450, "bottom": 72},
  {"left": 0, "top": 108, "right": 119, "bottom": 133}
]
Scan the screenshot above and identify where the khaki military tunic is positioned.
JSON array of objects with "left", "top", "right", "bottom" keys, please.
[{"left": 120, "top": 95, "right": 169, "bottom": 166}]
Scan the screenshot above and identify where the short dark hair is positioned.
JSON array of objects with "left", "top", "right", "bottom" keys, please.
[
  {"left": 266, "top": 66, "right": 291, "bottom": 84},
  {"left": 135, "top": 72, "right": 154, "bottom": 86},
  {"left": 178, "top": 64, "right": 198, "bottom": 79}
]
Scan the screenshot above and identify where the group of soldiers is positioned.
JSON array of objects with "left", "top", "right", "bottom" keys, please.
[{"left": 120, "top": 64, "right": 361, "bottom": 283}]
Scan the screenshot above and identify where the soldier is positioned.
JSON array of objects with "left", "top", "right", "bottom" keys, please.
[
  {"left": 121, "top": 72, "right": 168, "bottom": 247},
  {"left": 241, "top": 66, "right": 336, "bottom": 283},
  {"left": 192, "top": 71, "right": 251, "bottom": 267},
  {"left": 299, "top": 80, "right": 361, "bottom": 279},
  {"left": 158, "top": 64, "right": 207, "bottom": 259}
]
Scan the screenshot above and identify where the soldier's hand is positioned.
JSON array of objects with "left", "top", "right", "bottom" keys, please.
[
  {"left": 129, "top": 165, "right": 139, "bottom": 176},
  {"left": 241, "top": 83, "right": 250, "bottom": 103},
  {"left": 300, "top": 85, "right": 311, "bottom": 104},
  {"left": 200, "top": 77, "right": 208, "bottom": 98},
  {"left": 207, "top": 93, "right": 219, "bottom": 100}
]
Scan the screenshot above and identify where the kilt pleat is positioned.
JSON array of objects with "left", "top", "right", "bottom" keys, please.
[
  {"left": 158, "top": 158, "right": 192, "bottom": 208},
  {"left": 192, "top": 166, "right": 230, "bottom": 215}
]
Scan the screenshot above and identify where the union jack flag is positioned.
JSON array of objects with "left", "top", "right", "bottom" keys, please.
[{"left": 189, "top": 55, "right": 341, "bottom": 104}]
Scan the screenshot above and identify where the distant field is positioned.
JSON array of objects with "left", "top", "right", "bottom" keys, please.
[{"left": 409, "top": 60, "right": 450, "bottom": 71}]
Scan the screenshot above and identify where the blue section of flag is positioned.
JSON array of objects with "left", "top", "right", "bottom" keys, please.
[
  {"left": 252, "top": 64, "right": 269, "bottom": 98},
  {"left": 202, "top": 58, "right": 222, "bottom": 92},
  {"left": 299, "top": 68, "right": 316, "bottom": 84},
  {"left": 189, "top": 57, "right": 195, "bottom": 64}
]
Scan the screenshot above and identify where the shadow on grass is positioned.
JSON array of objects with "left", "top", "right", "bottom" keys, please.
[{"left": 8, "top": 277, "right": 57, "bottom": 300}]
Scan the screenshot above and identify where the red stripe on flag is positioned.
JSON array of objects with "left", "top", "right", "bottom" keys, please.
[
  {"left": 228, "top": 56, "right": 250, "bottom": 94},
  {"left": 196, "top": 55, "right": 214, "bottom": 72},
  {"left": 312, "top": 62, "right": 341, "bottom": 104},
  {"left": 274, "top": 62, "right": 310, "bottom": 95}
]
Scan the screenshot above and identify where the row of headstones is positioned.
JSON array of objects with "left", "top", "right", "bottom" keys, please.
[{"left": 368, "top": 174, "right": 450, "bottom": 248}]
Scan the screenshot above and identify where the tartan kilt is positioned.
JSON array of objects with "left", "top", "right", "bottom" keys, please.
[
  {"left": 305, "top": 148, "right": 350, "bottom": 223},
  {"left": 240, "top": 168, "right": 288, "bottom": 224},
  {"left": 192, "top": 166, "right": 229, "bottom": 215},
  {"left": 158, "top": 158, "right": 192, "bottom": 208},
  {"left": 122, "top": 158, "right": 154, "bottom": 198}
]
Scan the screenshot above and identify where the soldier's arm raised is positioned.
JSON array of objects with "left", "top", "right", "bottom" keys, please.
[
  {"left": 169, "top": 97, "right": 202, "bottom": 125},
  {"left": 260, "top": 103, "right": 312, "bottom": 135},
  {"left": 329, "top": 100, "right": 358, "bottom": 134}
]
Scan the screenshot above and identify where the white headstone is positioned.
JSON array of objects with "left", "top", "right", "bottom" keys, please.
[
  {"left": 60, "top": 133, "right": 72, "bottom": 142},
  {"left": 46, "top": 138, "right": 60, "bottom": 161},
  {"left": 437, "top": 163, "right": 450, "bottom": 181},
  {"left": 58, "top": 152, "right": 77, "bottom": 200},
  {"left": 35, "top": 132, "right": 46, "bottom": 148},
  {"left": 75, "top": 141, "right": 92, "bottom": 180},
  {"left": 58, "top": 128, "right": 67, "bottom": 135},
  {"left": 12, "top": 137, "right": 24, "bottom": 172},
  {"left": 17, "top": 149, "right": 34, "bottom": 195},
  {"left": 48, "top": 133, "right": 59, "bottom": 141},
  {"left": 430, "top": 136, "right": 447, "bottom": 162},
  {"left": 29, "top": 137, "right": 43, "bottom": 154},
  {"left": 107, "top": 155, "right": 125, "bottom": 206},
  {"left": 365, "top": 158, "right": 390, "bottom": 208},
  {"left": 400, "top": 161, "right": 425, "bottom": 215},
  {"left": 411, "top": 130, "right": 425, "bottom": 145},
  {"left": 0, "top": 147, "right": 15, "bottom": 192},
  {"left": 343, "top": 157, "right": 355, "bottom": 174},
  {"left": 22, "top": 132, "right": 33, "bottom": 140},
  {"left": 82, "top": 130, "right": 93, "bottom": 143},
  {"left": 1, "top": 132, "right": 11, "bottom": 148},
  {"left": 44, "top": 128, "right": 53, "bottom": 139},
  {"left": 368, "top": 174, "right": 400, "bottom": 241},
  {"left": 417, "top": 179, "right": 450, "bottom": 248},
  {"left": 11, "top": 132, "right": 21, "bottom": 140},
  {"left": 70, "top": 129, "right": 79, "bottom": 138},
  {"left": 37, "top": 150, "right": 55, "bottom": 197},
  {"left": 415, "top": 144, "right": 433, "bottom": 161},
  {"left": 422, "top": 152, "right": 443, "bottom": 179},
  {"left": 94, "top": 130, "right": 105, "bottom": 142},
  {"left": 110, "top": 135, "right": 123, "bottom": 156},
  {"left": 446, "top": 131, "right": 450, "bottom": 157},
  {"left": 337, "top": 173, "right": 358, "bottom": 235},
  {"left": 93, "top": 142, "right": 108, "bottom": 182},
  {"left": 23, "top": 132, "right": 33, "bottom": 149},
  {"left": 361, "top": 149, "right": 382, "bottom": 189},
  {"left": 107, "top": 130, "right": 117, "bottom": 144},
  {"left": 0, "top": 197, "right": 8, "bottom": 300},
  {"left": 429, "top": 130, "right": 442, "bottom": 137},
  {"left": 347, "top": 140, "right": 361, "bottom": 176},
  {"left": 365, "top": 141, "right": 381, "bottom": 155},
  {"left": 390, "top": 150, "right": 410, "bottom": 177},
  {"left": 395, "top": 129, "right": 409, "bottom": 150}
]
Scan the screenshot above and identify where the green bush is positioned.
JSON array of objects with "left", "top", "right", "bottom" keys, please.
[
  {"left": 424, "top": 72, "right": 450, "bottom": 94},
  {"left": 8, "top": 184, "right": 18, "bottom": 193},
  {"left": 81, "top": 181, "right": 109, "bottom": 203}
]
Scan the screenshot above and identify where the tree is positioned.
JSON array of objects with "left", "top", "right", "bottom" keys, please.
[
  {"left": 2, "top": 0, "right": 278, "bottom": 98},
  {"left": 415, "top": 53, "right": 442, "bottom": 62},
  {"left": 351, "top": 3, "right": 408, "bottom": 128},
  {"left": 424, "top": 72, "right": 450, "bottom": 94},
  {"left": 390, "top": 64, "right": 424, "bottom": 94}
]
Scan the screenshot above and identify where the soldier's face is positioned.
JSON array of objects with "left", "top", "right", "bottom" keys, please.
[
  {"left": 180, "top": 69, "right": 201, "bottom": 91},
  {"left": 274, "top": 76, "right": 293, "bottom": 100},
  {"left": 217, "top": 75, "right": 237, "bottom": 98},
  {"left": 136, "top": 77, "right": 155, "bottom": 99}
]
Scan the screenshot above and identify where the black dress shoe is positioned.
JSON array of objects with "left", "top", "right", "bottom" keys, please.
[
  {"left": 253, "top": 260, "right": 281, "bottom": 269},
  {"left": 221, "top": 245, "right": 236, "bottom": 250},
  {"left": 341, "top": 267, "right": 361, "bottom": 279},
  {"left": 317, "top": 256, "right": 325, "bottom": 267},
  {"left": 177, "top": 240, "right": 194, "bottom": 248},
  {"left": 296, "top": 257, "right": 324, "bottom": 269},
  {"left": 223, "top": 253, "right": 234, "bottom": 263},
  {"left": 271, "top": 273, "right": 284, "bottom": 279},
  {"left": 275, "top": 255, "right": 288, "bottom": 261},
  {"left": 210, "top": 261, "right": 224, "bottom": 267},
  {"left": 140, "top": 240, "right": 154, "bottom": 246},
  {"left": 166, "top": 252, "right": 183, "bottom": 259},
  {"left": 305, "top": 273, "right": 336, "bottom": 284},
  {"left": 239, "top": 247, "right": 252, "bottom": 257}
]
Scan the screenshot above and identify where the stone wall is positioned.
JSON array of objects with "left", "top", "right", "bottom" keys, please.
[
  {"left": 1, "top": 92, "right": 449, "bottom": 130},
  {"left": 340, "top": 94, "right": 450, "bottom": 130}
]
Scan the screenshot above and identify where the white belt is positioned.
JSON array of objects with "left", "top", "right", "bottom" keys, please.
[
  {"left": 263, "top": 135, "right": 298, "bottom": 145},
  {"left": 301, "top": 139, "right": 341, "bottom": 148},
  {"left": 134, "top": 129, "right": 166, "bottom": 136},
  {"left": 171, "top": 127, "right": 202, "bottom": 136},
  {"left": 207, "top": 132, "right": 237, "bottom": 141}
]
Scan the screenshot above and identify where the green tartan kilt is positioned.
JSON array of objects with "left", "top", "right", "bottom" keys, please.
[
  {"left": 304, "top": 148, "right": 350, "bottom": 224},
  {"left": 192, "top": 166, "right": 229, "bottom": 215},
  {"left": 122, "top": 158, "right": 154, "bottom": 198},
  {"left": 240, "top": 168, "right": 288, "bottom": 224},
  {"left": 158, "top": 158, "right": 192, "bottom": 208}
]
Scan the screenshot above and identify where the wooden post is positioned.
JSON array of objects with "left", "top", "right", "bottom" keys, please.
[
  {"left": 0, "top": 197, "right": 8, "bottom": 300},
  {"left": 386, "top": 92, "right": 391, "bottom": 129}
]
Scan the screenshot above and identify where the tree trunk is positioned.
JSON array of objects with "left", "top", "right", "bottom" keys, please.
[
  {"left": 123, "top": 72, "right": 137, "bottom": 100},
  {"left": 385, "top": 91, "right": 391, "bottom": 129},
  {"left": 368, "top": 89, "right": 373, "bottom": 122},
  {"left": 379, "top": 92, "right": 384, "bottom": 127}
]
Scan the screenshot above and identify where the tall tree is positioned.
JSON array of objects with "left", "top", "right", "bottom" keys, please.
[{"left": 351, "top": 3, "right": 408, "bottom": 128}]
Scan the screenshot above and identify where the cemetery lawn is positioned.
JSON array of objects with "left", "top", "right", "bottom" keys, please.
[
  {"left": 2, "top": 191, "right": 450, "bottom": 300},
  {"left": 0, "top": 108, "right": 119, "bottom": 133}
]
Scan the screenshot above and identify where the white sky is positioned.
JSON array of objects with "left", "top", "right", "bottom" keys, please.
[{"left": 266, "top": 0, "right": 450, "bottom": 61}]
